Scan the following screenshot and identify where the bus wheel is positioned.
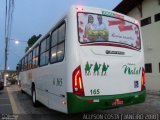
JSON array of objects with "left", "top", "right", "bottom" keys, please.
[
  {"left": 21, "top": 89, "right": 25, "bottom": 93},
  {"left": 32, "top": 86, "right": 39, "bottom": 107}
]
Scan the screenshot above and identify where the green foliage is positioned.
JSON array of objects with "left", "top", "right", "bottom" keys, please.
[
  {"left": 25, "top": 34, "right": 42, "bottom": 52},
  {"left": 25, "top": 46, "right": 30, "bottom": 53},
  {"left": 28, "top": 34, "right": 42, "bottom": 47}
]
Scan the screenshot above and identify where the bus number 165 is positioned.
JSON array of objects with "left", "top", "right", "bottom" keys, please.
[{"left": 90, "top": 89, "right": 100, "bottom": 95}]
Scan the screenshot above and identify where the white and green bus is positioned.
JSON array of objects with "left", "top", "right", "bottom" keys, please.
[{"left": 17, "top": 5, "right": 146, "bottom": 114}]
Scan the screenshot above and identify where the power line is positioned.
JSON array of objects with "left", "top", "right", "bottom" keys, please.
[{"left": 4, "top": 0, "right": 8, "bottom": 38}]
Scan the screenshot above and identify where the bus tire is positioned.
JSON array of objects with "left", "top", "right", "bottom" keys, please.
[
  {"left": 21, "top": 89, "right": 25, "bottom": 94},
  {"left": 32, "top": 86, "right": 39, "bottom": 107}
]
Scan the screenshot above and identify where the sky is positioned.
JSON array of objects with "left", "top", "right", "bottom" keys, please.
[{"left": 0, "top": 0, "right": 121, "bottom": 70}]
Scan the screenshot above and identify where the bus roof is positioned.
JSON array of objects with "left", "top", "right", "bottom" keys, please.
[{"left": 71, "top": 5, "right": 139, "bottom": 23}]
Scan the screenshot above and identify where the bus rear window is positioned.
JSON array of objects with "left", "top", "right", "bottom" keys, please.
[{"left": 78, "top": 13, "right": 141, "bottom": 49}]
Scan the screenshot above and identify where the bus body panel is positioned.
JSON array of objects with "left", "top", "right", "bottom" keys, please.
[
  {"left": 80, "top": 46, "right": 143, "bottom": 96},
  {"left": 19, "top": 71, "right": 32, "bottom": 95},
  {"left": 19, "top": 62, "right": 68, "bottom": 113}
]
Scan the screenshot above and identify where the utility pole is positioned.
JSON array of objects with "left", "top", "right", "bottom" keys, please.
[
  {"left": 4, "top": 37, "right": 8, "bottom": 71},
  {"left": 4, "top": 36, "right": 8, "bottom": 86},
  {"left": 4, "top": 0, "right": 8, "bottom": 86},
  {"left": 3, "top": 0, "right": 14, "bottom": 86}
]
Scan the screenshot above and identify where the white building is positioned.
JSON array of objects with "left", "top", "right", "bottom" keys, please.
[{"left": 114, "top": 0, "right": 160, "bottom": 94}]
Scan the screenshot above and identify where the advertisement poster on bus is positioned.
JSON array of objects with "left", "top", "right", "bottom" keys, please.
[{"left": 78, "top": 13, "right": 140, "bottom": 49}]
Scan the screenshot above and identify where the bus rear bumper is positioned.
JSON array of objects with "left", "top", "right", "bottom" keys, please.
[{"left": 67, "top": 90, "right": 146, "bottom": 113}]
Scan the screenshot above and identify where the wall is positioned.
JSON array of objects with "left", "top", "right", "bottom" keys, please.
[{"left": 127, "top": 0, "right": 160, "bottom": 92}]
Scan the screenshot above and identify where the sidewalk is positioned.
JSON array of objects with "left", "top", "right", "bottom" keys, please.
[
  {"left": 0, "top": 87, "right": 13, "bottom": 114},
  {"left": 146, "top": 90, "right": 160, "bottom": 96}
]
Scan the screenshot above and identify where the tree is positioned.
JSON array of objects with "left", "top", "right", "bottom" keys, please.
[{"left": 25, "top": 34, "right": 42, "bottom": 52}]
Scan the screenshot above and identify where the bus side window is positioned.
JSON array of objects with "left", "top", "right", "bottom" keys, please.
[
  {"left": 28, "top": 53, "right": 30, "bottom": 70},
  {"left": 57, "top": 42, "right": 64, "bottom": 61},
  {"left": 58, "top": 23, "right": 65, "bottom": 43},
  {"left": 51, "top": 46, "right": 57, "bottom": 63},
  {"left": 32, "top": 45, "right": 39, "bottom": 68},
  {"left": 51, "top": 30, "right": 58, "bottom": 63},
  {"left": 28, "top": 51, "right": 33, "bottom": 69},
  {"left": 25, "top": 55, "right": 28, "bottom": 71},
  {"left": 32, "top": 48, "right": 36, "bottom": 68},
  {"left": 57, "top": 23, "right": 65, "bottom": 62},
  {"left": 50, "top": 22, "right": 65, "bottom": 64},
  {"left": 40, "top": 36, "right": 50, "bottom": 66}
]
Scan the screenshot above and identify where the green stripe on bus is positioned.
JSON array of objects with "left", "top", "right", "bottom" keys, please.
[{"left": 67, "top": 90, "right": 146, "bottom": 113}]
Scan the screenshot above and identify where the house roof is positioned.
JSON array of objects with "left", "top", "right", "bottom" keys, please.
[{"left": 113, "top": 0, "right": 144, "bottom": 14}]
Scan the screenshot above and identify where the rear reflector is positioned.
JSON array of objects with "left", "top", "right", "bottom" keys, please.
[
  {"left": 87, "top": 99, "right": 99, "bottom": 103},
  {"left": 87, "top": 99, "right": 94, "bottom": 103}
]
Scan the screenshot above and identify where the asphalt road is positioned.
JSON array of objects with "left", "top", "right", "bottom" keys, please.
[{"left": 3, "top": 85, "right": 160, "bottom": 120}]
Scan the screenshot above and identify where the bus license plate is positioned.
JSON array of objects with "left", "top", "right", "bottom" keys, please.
[{"left": 112, "top": 99, "right": 124, "bottom": 106}]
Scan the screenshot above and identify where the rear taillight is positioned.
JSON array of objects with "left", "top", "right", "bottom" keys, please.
[
  {"left": 141, "top": 67, "right": 146, "bottom": 90},
  {"left": 72, "top": 66, "right": 84, "bottom": 96}
]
